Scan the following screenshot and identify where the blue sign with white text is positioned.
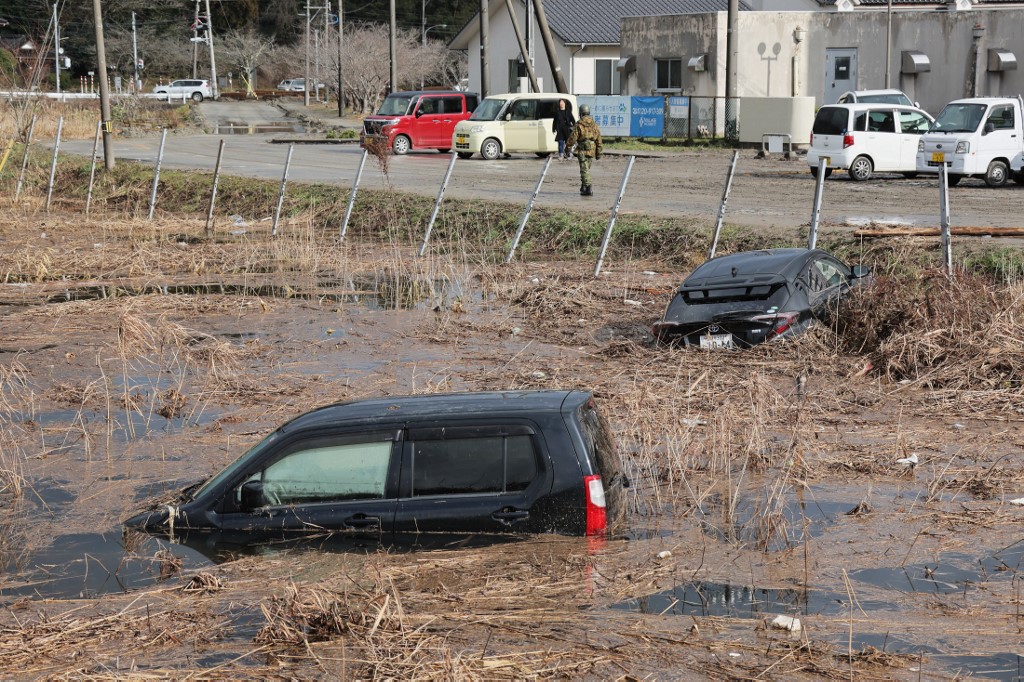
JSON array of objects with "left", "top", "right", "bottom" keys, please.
[{"left": 630, "top": 96, "right": 664, "bottom": 137}]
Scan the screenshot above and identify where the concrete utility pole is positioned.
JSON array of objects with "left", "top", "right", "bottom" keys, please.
[
  {"left": 337, "top": 0, "right": 344, "bottom": 116},
  {"left": 725, "top": 0, "right": 738, "bottom": 99},
  {"left": 479, "top": 0, "right": 489, "bottom": 96},
  {"left": 191, "top": 0, "right": 199, "bottom": 78},
  {"left": 204, "top": 0, "right": 218, "bottom": 98},
  {"left": 91, "top": 0, "right": 114, "bottom": 169},
  {"left": 53, "top": 3, "right": 61, "bottom": 94},
  {"left": 131, "top": 11, "right": 139, "bottom": 94},
  {"left": 304, "top": 0, "right": 311, "bottom": 105},
  {"left": 389, "top": 0, "right": 397, "bottom": 92},
  {"left": 532, "top": 0, "right": 566, "bottom": 93},
  {"left": 885, "top": 0, "right": 893, "bottom": 88}
]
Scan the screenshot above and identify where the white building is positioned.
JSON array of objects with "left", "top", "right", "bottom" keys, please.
[{"left": 448, "top": 0, "right": 750, "bottom": 96}]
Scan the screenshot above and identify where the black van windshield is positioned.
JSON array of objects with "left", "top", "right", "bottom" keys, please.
[
  {"left": 377, "top": 95, "right": 416, "bottom": 116},
  {"left": 470, "top": 98, "right": 507, "bottom": 121}
]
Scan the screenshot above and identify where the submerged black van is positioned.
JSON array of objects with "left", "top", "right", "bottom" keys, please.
[{"left": 125, "top": 390, "right": 627, "bottom": 543}]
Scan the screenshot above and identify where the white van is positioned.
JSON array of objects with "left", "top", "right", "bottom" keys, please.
[
  {"left": 807, "top": 103, "right": 933, "bottom": 181},
  {"left": 453, "top": 93, "right": 577, "bottom": 160},
  {"left": 918, "top": 96, "right": 1024, "bottom": 187}
]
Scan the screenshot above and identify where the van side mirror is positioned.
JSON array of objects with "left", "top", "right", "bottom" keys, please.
[
  {"left": 415, "top": 109, "right": 424, "bottom": 117},
  {"left": 505, "top": 113, "right": 512, "bottom": 121},
  {"left": 851, "top": 265, "right": 871, "bottom": 279},
  {"left": 984, "top": 121, "right": 995, "bottom": 134},
  {"left": 240, "top": 481, "right": 266, "bottom": 511}
]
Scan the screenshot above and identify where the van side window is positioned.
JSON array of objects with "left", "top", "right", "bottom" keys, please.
[
  {"left": 509, "top": 99, "right": 537, "bottom": 121},
  {"left": 418, "top": 97, "right": 440, "bottom": 115},
  {"left": 536, "top": 100, "right": 559, "bottom": 120},
  {"left": 898, "top": 110, "right": 930, "bottom": 134},
  {"left": 853, "top": 112, "right": 867, "bottom": 131},
  {"left": 439, "top": 96, "right": 463, "bottom": 114},
  {"left": 411, "top": 434, "right": 539, "bottom": 496},
  {"left": 242, "top": 435, "right": 395, "bottom": 506},
  {"left": 867, "top": 110, "right": 895, "bottom": 133},
  {"left": 988, "top": 105, "right": 1014, "bottom": 130},
  {"left": 465, "top": 95, "right": 478, "bottom": 112}
]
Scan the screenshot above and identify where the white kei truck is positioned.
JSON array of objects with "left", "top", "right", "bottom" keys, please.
[{"left": 916, "top": 95, "right": 1024, "bottom": 187}]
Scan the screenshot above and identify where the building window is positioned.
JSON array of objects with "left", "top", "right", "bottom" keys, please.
[
  {"left": 656, "top": 58, "right": 682, "bottom": 91},
  {"left": 595, "top": 59, "right": 620, "bottom": 95}
]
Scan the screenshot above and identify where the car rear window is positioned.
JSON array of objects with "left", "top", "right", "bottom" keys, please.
[
  {"left": 578, "top": 401, "right": 626, "bottom": 526},
  {"left": 813, "top": 108, "right": 849, "bottom": 135},
  {"left": 682, "top": 282, "right": 786, "bottom": 303}
]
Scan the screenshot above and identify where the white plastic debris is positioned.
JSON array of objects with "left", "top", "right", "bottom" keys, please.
[
  {"left": 642, "top": 270, "right": 658, "bottom": 276},
  {"left": 770, "top": 615, "right": 802, "bottom": 632},
  {"left": 680, "top": 418, "right": 708, "bottom": 427},
  {"left": 530, "top": 370, "right": 547, "bottom": 379},
  {"left": 656, "top": 550, "right": 672, "bottom": 560},
  {"left": 529, "top": 276, "right": 540, "bottom": 284},
  {"left": 623, "top": 299, "right": 642, "bottom": 306},
  {"left": 896, "top": 453, "right": 919, "bottom": 467},
  {"left": 1009, "top": 498, "right": 1024, "bottom": 506},
  {"left": 952, "top": 423, "right": 966, "bottom": 430},
  {"left": 728, "top": 652, "right": 742, "bottom": 658}
]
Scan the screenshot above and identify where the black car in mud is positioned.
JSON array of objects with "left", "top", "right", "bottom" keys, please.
[
  {"left": 652, "top": 248, "right": 870, "bottom": 349},
  {"left": 125, "top": 390, "right": 627, "bottom": 546}
]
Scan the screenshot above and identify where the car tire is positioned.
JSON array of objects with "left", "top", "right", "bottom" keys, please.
[
  {"left": 391, "top": 135, "right": 411, "bottom": 155},
  {"left": 901, "top": 172, "right": 918, "bottom": 179},
  {"left": 535, "top": 151, "right": 551, "bottom": 158},
  {"left": 438, "top": 148, "right": 450, "bottom": 154},
  {"left": 191, "top": 92, "right": 204, "bottom": 102},
  {"left": 810, "top": 166, "right": 833, "bottom": 179},
  {"left": 984, "top": 159, "right": 1009, "bottom": 187},
  {"left": 947, "top": 174, "right": 963, "bottom": 187},
  {"left": 457, "top": 152, "right": 473, "bottom": 160},
  {"left": 848, "top": 156, "right": 873, "bottom": 181},
  {"left": 480, "top": 138, "right": 502, "bottom": 161}
]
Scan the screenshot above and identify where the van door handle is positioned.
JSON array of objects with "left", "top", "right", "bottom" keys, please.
[
  {"left": 343, "top": 514, "right": 380, "bottom": 529},
  {"left": 492, "top": 507, "right": 529, "bottom": 525}
]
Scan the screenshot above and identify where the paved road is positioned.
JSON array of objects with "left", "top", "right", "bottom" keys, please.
[{"left": 58, "top": 101, "right": 1024, "bottom": 232}]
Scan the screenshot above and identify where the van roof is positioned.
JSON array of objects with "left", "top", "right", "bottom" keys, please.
[
  {"left": 281, "top": 390, "right": 591, "bottom": 432},
  {"left": 386, "top": 90, "right": 477, "bottom": 97},
  {"left": 483, "top": 92, "right": 577, "bottom": 101}
]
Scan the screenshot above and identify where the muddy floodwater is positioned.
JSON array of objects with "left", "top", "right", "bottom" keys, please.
[{"left": 1, "top": 199, "right": 1023, "bottom": 680}]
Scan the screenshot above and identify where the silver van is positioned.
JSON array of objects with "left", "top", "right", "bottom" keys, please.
[{"left": 453, "top": 93, "right": 577, "bottom": 160}]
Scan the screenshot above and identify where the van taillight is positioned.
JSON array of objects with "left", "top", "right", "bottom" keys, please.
[
  {"left": 843, "top": 134, "right": 854, "bottom": 149},
  {"left": 584, "top": 474, "right": 607, "bottom": 535}
]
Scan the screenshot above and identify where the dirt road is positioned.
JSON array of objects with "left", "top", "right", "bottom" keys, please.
[{"left": 57, "top": 100, "right": 1024, "bottom": 233}]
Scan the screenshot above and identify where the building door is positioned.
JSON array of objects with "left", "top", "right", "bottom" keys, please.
[{"left": 825, "top": 48, "right": 857, "bottom": 104}]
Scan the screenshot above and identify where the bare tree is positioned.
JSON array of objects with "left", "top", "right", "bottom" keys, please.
[{"left": 220, "top": 28, "right": 277, "bottom": 96}]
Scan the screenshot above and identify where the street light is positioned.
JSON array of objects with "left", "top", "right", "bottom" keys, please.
[{"left": 421, "top": 24, "right": 448, "bottom": 89}]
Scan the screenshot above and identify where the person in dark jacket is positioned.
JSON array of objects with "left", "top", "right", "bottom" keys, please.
[{"left": 552, "top": 99, "right": 576, "bottom": 160}]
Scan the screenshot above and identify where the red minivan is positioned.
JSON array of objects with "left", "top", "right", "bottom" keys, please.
[{"left": 361, "top": 90, "right": 479, "bottom": 155}]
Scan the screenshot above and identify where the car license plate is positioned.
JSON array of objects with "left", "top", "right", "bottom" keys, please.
[
  {"left": 456, "top": 134, "right": 468, "bottom": 143},
  {"left": 821, "top": 156, "right": 830, "bottom": 167},
  {"left": 699, "top": 333, "right": 733, "bottom": 349},
  {"left": 931, "top": 152, "right": 945, "bottom": 163}
]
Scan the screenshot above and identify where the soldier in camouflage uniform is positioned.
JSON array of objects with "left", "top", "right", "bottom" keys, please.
[{"left": 566, "top": 104, "right": 603, "bottom": 196}]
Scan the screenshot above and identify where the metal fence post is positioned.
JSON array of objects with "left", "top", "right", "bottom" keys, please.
[
  {"left": 85, "top": 120, "right": 102, "bottom": 215},
  {"left": 0, "top": 140, "right": 14, "bottom": 177},
  {"left": 147, "top": 128, "right": 168, "bottom": 220},
  {"left": 707, "top": 149, "right": 739, "bottom": 260},
  {"left": 271, "top": 144, "right": 295, "bottom": 236},
  {"left": 506, "top": 155, "right": 553, "bottom": 263},
  {"left": 339, "top": 148, "right": 367, "bottom": 241},
  {"left": 45, "top": 116, "right": 64, "bottom": 213},
  {"left": 808, "top": 157, "right": 827, "bottom": 250},
  {"left": 594, "top": 155, "right": 637, "bottom": 277},
  {"left": 418, "top": 152, "right": 459, "bottom": 257},
  {"left": 15, "top": 115, "right": 36, "bottom": 200},
  {"left": 205, "top": 139, "right": 226, "bottom": 235},
  {"left": 939, "top": 164, "right": 952, "bottom": 277}
]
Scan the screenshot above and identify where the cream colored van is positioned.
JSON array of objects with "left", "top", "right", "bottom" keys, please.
[{"left": 453, "top": 93, "right": 577, "bottom": 160}]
